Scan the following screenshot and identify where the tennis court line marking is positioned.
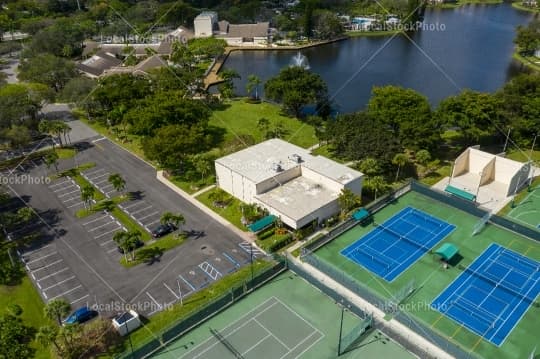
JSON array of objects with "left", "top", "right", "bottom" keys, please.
[
  {"left": 253, "top": 317, "right": 291, "bottom": 350},
  {"left": 289, "top": 330, "right": 324, "bottom": 359},
  {"left": 181, "top": 297, "right": 280, "bottom": 359},
  {"left": 451, "top": 325, "right": 463, "bottom": 338},
  {"left": 273, "top": 297, "right": 323, "bottom": 335},
  {"left": 241, "top": 333, "right": 273, "bottom": 356},
  {"left": 431, "top": 314, "right": 444, "bottom": 328}
]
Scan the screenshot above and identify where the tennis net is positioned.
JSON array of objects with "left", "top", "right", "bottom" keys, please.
[
  {"left": 210, "top": 328, "right": 244, "bottom": 359},
  {"left": 462, "top": 266, "right": 538, "bottom": 303},
  {"left": 374, "top": 222, "right": 431, "bottom": 252}
]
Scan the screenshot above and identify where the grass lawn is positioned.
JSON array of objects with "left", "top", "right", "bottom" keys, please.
[
  {"left": 506, "top": 148, "right": 540, "bottom": 164},
  {"left": 120, "top": 233, "right": 187, "bottom": 268},
  {"left": 168, "top": 174, "right": 215, "bottom": 195},
  {"left": 210, "top": 100, "right": 318, "bottom": 149},
  {"left": 346, "top": 30, "right": 403, "bottom": 37},
  {"left": 497, "top": 176, "right": 540, "bottom": 216},
  {"left": 75, "top": 195, "right": 130, "bottom": 218},
  {"left": 110, "top": 207, "right": 151, "bottom": 241},
  {"left": 511, "top": 2, "right": 539, "bottom": 12},
  {"left": 419, "top": 163, "right": 452, "bottom": 186},
  {"left": 196, "top": 188, "right": 247, "bottom": 231},
  {"left": 55, "top": 147, "right": 76, "bottom": 159},
  {"left": 123, "top": 259, "right": 273, "bottom": 350},
  {"left": 0, "top": 276, "right": 53, "bottom": 359}
]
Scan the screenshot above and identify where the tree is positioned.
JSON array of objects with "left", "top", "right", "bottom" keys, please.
[
  {"left": 44, "top": 298, "right": 71, "bottom": 325},
  {"left": 218, "top": 69, "right": 240, "bottom": 100},
  {"left": 415, "top": 150, "right": 431, "bottom": 166},
  {"left": 5, "top": 125, "right": 32, "bottom": 150},
  {"left": 191, "top": 154, "right": 213, "bottom": 181},
  {"left": 246, "top": 74, "right": 262, "bottom": 100},
  {"left": 80, "top": 185, "right": 95, "bottom": 209},
  {"left": 187, "top": 37, "right": 227, "bottom": 59},
  {"left": 314, "top": 10, "right": 343, "bottom": 39},
  {"left": 113, "top": 231, "right": 134, "bottom": 262},
  {"left": 365, "top": 175, "right": 387, "bottom": 200},
  {"left": 392, "top": 153, "right": 409, "bottom": 181},
  {"left": 338, "top": 188, "right": 361, "bottom": 214},
  {"left": 257, "top": 118, "right": 270, "bottom": 138},
  {"left": 0, "top": 312, "right": 35, "bottom": 358},
  {"left": 160, "top": 212, "right": 185, "bottom": 230},
  {"left": 58, "top": 77, "right": 96, "bottom": 104},
  {"left": 264, "top": 66, "right": 328, "bottom": 118},
  {"left": 514, "top": 19, "right": 540, "bottom": 55},
  {"left": 36, "top": 325, "right": 61, "bottom": 353},
  {"left": 0, "top": 83, "right": 52, "bottom": 128},
  {"left": 358, "top": 158, "right": 381, "bottom": 177},
  {"left": 108, "top": 173, "right": 126, "bottom": 195},
  {"left": 44, "top": 151, "right": 59, "bottom": 173},
  {"left": 18, "top": 54, "right": 77, "bottom": 92}
]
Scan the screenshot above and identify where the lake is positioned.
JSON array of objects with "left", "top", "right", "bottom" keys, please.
[{"left": 222, "top": 3, "right": 533, "bottom": 113}]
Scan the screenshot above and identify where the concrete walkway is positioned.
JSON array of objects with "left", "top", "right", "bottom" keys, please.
[
  {"left": 156, "top": 171, "right": 255, "bottom": 243},
  {"left": 191, "top": 184, "right": 215, "bottom": 197},
  {"left": 289, "top": 256, "right": 454, "bottom": 359}
]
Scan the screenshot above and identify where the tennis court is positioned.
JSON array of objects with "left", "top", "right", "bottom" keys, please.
[
  {"left": 340, "top": 206, "right": 455, "bottom": 281},
  {"left": 181, "top": 296, "right": 323, "bottom": 359},
  {"left": 506, "top": 185, "right": 540, "bottom": 230},
  {"left": 432, "top": 243, "right": 540, "bottom": 346}
]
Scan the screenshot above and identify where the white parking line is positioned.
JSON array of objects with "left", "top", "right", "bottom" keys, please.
[
  {"left": 145, "top": 219, "right": 160, "bottom": 227},
  {"left": 88, "top": 220, "right": 115, "bottom": 232},
  {"left": 100, "top": 239, "right": 114, "bottom": 246},
  {"left": 49, "top": 285, "right": 82, "bottom": 300},
  {"left": 67, "top": 201, "right": 84, "bottom": 208},
  {"left": 146, "top": 292, "right": 163, "bottom": 310},
  {"left": 25, "top": 251, "right": 58, "bottom": 265},
  {"left": 42, "top": 276, "right": 76, "bottom": 291},
  {"left": 21, "top": 244, "right": 52, "bottom": 256},
  {"left": 83, "top": 215, "right": 109, "bottom": 226},
  {"left": 84, "top": 168, "right": 106, "bottom": 176},
  {"left": 62, "top": 196, "right": 81, "bottom": 202},
  {"left": 58, "top": 189, "right": 80, "bottom": 198},
  {"left": 89, "top": 172, "right": 109, "bottom": 180},
  {"left": 93, "top": 178, "right": 110, "bottom": 185},
  {"left": 137, "top": 211, "right": 159, "bottom": 221},
  {"left": 49, "top": 180, "right": 70, "bottom": 188},
  {"left": 54, "top": 185, "right": 76, "bottom": 193},
  {"left": 95, "top": 228, "right": 121, "bottom": 239},
  {"left": 107, "top": 247, "right": 118, "bottom": 253},
  {"left": 163, "top": 283, "right": 180, "bottom": 299},
  {"left": 130, "top": 206, "right": 153, "bottom": 215},
  {"left": 70, "top": 294, "right": 89, "bottom": 305},
  {"left": 121, "top": 201, "right": 146, "bottom": 210},
  {"left": 36, "top": 267, "right": 69, "bottom": 281},
  {"left": 30, "top": 259, "right": 63, "bottom": 273}
]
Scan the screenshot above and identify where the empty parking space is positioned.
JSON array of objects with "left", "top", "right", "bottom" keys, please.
[
  {"left": 118, "top": 200, "right": 162, "bottom": 233},
  {"left": 82, "top": 213, "right": 125, "bottom": 255},
  {"left": 19, "top": 244, "right": 90, "bottom": 306},
  {"left": 48, "top": 177, "right": 86, "bottom": 212}
]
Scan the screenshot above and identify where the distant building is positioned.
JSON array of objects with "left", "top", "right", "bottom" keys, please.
[
  {"left": 194, "top": 11, "right": 218, "bottom": 38},
  {"left": 218, "top": 22, "right": 270, "bottom": 46},
  {"left": 215, "top": 139, "right": 364, "bottom": 229},
  {"left": 522, "top": 0, "right": 538, "bottom": 7},
  {"left": 76, "top": 51, "right": 122, "bottom": 78}
]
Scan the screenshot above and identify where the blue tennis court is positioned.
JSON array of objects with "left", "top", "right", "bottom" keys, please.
[
  {"left": 340, "top": 206, "right": 455, "bottom": 282},
  {"left": 431, "top": 243, "right": 540, "bottom": 346}
]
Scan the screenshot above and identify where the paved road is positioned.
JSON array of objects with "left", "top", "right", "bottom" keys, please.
[
  {"left": 8, "top": 135, "right": 256, "bottom": 317},
  {"left": 0, "top": 54, "right": 19, "bottom": 84}
]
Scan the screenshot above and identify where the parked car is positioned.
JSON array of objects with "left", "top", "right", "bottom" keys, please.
[
  {"left": 151, "top": 223, "right": 175, "bottom": 238},
  {"left": 117, "top": 239, "right": 144, "bottom": 254},
  {"left": 63, "top": 307, "right": 97, "bottom": 325}
]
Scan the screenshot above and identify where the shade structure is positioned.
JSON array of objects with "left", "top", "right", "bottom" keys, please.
[
  {"left": 435, "top": 243, "right": 459, "bottom": 261},
  {"left": 247, "top": 215, "right": 276, "bottom": 232}
]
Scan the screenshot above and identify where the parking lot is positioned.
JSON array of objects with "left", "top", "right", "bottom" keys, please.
[
  {"left": 80, "top": 167, "right": 121, "bottom": 198},
  {"left": 48, "top": 177, "right": 86, "bottom": 214},
  {"left": 141, "top": 241, "right": 265, "bottom": 316},
  {"left": 118, "top": 200, "right": 162, "bottom": 233},
  {"left": 82, "top": 213, "right": 125, "bottom": 256}
]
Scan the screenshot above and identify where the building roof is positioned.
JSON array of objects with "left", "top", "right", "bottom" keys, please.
[
  {"left": 255, "top": 176, "right": 339, "bottom": 223},
  {"left": 215, "top": 139, "right": 363, "bottom": 185},
  {"left": 134, "top": 55, "right": 167, "bottom": 72},
  {"left": 195, "top": 11, "right": 217, "bottom": 20},
  {"left": 225, "top": 22, "right": 269, "bottom": 38},
  {"left": 218, "top": 20, "right": 230, "bottom": 34},
  {"left": 77, "top": 51, "right": 122, "bottom": 77}
]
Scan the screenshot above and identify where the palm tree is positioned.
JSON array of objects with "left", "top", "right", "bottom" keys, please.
[
  {"left": 392, "top": 153, "right": 409, "bottom": 182},
  {"left": 367, "top": 175, "right": 387, "bottom": 200},
  {"left": 36, "top": 325, "right": 61, "bottom": 352},
  {"left": 16, "top": 207, "right": 35, "bottom": 224},
  {"left": 113, "top": 230, "right": 133, "bottom": 262},
  {"left": 246, "top": 74, "right": 262, "bottom": 100},
  {"left": 108, "top": 173, "right": 126, "bottom": 196},
  {"left": 44, "top": 151, "right": 59, "bottom": 174},
  {"left": 38, "top": 120, "right": 55, "bottom": 149},
  {"left": 358, "top": 157, "right": 381, "bottom": 177},
  {"left": 192, "top": 155, "right": 212, "bottom": 181},
  {"left": 415, "top": 150, "right": 431, "bottom": 167},
  {"left": 44, "top": 298, "right": 70, "bottom": 325},
  {"left": 338, "top": 188, "right": 361, "bottom": 214},
  {"left": 80, "top": 185, "right": 95, "bottom": 209},
  {"left": 160, "top": 212, "right": 185, "bottom": 231}
]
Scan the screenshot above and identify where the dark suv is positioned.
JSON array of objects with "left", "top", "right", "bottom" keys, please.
[{"left": 151, "top": 223, "right": 175, "bottom": 238}]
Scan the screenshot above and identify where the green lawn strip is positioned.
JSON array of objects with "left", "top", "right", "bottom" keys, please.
[
  {"left": 497, "top": 176, "right": 540, "bottom": 216},
  {"left": 506, "top": 149, "right": 540, "bottom": 164},
  {"left": 119, "top": 233, "right": 187, "bottom": 268},
  {"left": 110, "top": 207, "right": 151, "bottom": 241},
  {"left": 55, "top": 147, "right": 76, "bottom": 159},
  {"left": 196, "top": 188, "right": 247, "bottom": 230},
  {"left": 256, "top": 232, "right": 294, "bottom": 252},
  {"left": 125, "top": 259, "right": 273, "bottom": 350},
  {"left": 70, "top": 173, "right": 106, "bottom": 201},
  {"left": 346, "top": 30, "right": 403, "bottom": 37},
  {"left": 0, "top": 276, "right": 53, "bottom": 359},
  {"left": 310, "top": 144, "right": 346, "bottom": 163},
  {"left": 168, "top": 174, "right": 215, "bottom": 195},
  {"left": 209, "top": 100, "right": 318, "bottom": 149},
  {"left": 512, "top": 52, "right": 540, "bottom": 72},
  {"left": 419, "top": 163, "right": 452, "bottom": 186},
  {"left": 75, "top": 195, "right": 130, "bottom": 218}
]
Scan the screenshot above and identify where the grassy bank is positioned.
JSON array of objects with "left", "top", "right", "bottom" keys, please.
[
  {"left": 346, "top": 30, "right": 402, "bottom": 37},
  {"left": 513, "top": 52, "right": 540, "bottom": 72},
  {"left": 120, "top": 233, "right": 187, "bottom": 268},
  {"left": 196, "top": 188, "right": 247, "bottom": 230},
  {"left": 0, "top": 276, "right": 53, "bottom": 359},
  {"left": 511, "top": 1, "right": 539, "bottom": 12}
]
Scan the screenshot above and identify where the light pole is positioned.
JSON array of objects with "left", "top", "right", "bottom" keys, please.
[{"left": 337, "top": 303, "right": 344, "bottom": 356}]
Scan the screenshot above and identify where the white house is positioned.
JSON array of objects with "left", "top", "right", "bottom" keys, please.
[
  {"left": 217, "top": 22, "right": 270, "bottom": 46},
  {"left": 215, "top": 139, "right": 364, "bottom": 229},
  {"left": 194, "top": 11, "right": 218, "bottom": 38}
]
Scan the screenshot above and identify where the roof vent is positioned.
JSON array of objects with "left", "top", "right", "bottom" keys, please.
[
  {"left": 272, "top": 163, "right": 283, "bottom": 172},
  {"left": 289, "top": 154, "right": 302, "bottom": 163}
]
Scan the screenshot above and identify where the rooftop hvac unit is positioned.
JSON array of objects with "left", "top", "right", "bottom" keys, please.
[
  {"left": 272, "top": 163, "right": 283, "bottom": 172},
  {"left": 289, "top": 154, "right": 302, "bottom": 163}
]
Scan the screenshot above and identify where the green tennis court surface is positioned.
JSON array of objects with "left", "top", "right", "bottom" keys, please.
[
  {"left": 506, "top": 185, "right": 540, "bottom": 230},
  {"left": 314, "top": 190, "right": 540, "bottom": 359},
  {"left": 150, "top": 272, "right": 415, "bottom": 359}
]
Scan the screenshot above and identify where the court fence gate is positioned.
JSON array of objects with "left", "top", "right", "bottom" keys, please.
[{"left": 115, "top": 258, "right": 287, "bottom": 359}]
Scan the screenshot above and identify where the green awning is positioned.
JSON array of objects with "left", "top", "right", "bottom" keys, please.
[
  {"left": 445, "top": 185, "right": 476, "bottom": 201},
  {"left": 352, "top": 208, "right": 369, "bottom": 221},
  {"left": 247, "top": 215, "right": 276, "bottom": 232},
  {"left": 435, "top": 243, "right": 459, "bottom": 261}
]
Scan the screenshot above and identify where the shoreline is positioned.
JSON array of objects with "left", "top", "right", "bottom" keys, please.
[
  {"left": 512, "top": 52, "right": 540, "bottom": 72},
  {"left": 511, "top": 2, "right": 539, "bottom": 13}
]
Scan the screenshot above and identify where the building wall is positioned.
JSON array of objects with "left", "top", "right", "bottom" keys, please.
[
  {"left": 480, "top": 157, "right": 496, "bottom": 186},
  {"left": 194, "top": 17, "right": 213, "bottom": 37},
  {"left": 215, "top": 162, "right": 256, "bottom": 203},
  {"left": 344, "top": 176, "right": 364, "bottom": 196},
  {"left": 453, "top": 149, "right": 469, "bottom": 177},
  {"left": 296, "top": 199, "right": 340, "bottom": 229},
  {"left": 256, "top": 166, "right": 301, "bottom": 195},
  {"left": 504, "top": 162, "right": 530, "bottom": 196},
  {"left": 301, "top": 167, "right": 344, "bottom": 193}
]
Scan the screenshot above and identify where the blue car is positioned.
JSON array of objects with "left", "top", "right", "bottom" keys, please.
[{"left": 63, "top": 307, "right": 97, "bottom": 325}]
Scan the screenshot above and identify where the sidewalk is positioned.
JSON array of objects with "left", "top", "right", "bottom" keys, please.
[
  {"left": 289, "top": 256, "right": 454, "bottom": 359},
  {"left": 156, "top": 171, "right": 254, "bottom": 243}
]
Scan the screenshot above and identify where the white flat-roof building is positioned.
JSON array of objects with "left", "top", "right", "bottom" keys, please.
[
  {"left": 194, "top": 11, "right": 218, "bottom": 38},
  {"left": 215, "top": 139, "right": 364, "bottom": 229}
]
